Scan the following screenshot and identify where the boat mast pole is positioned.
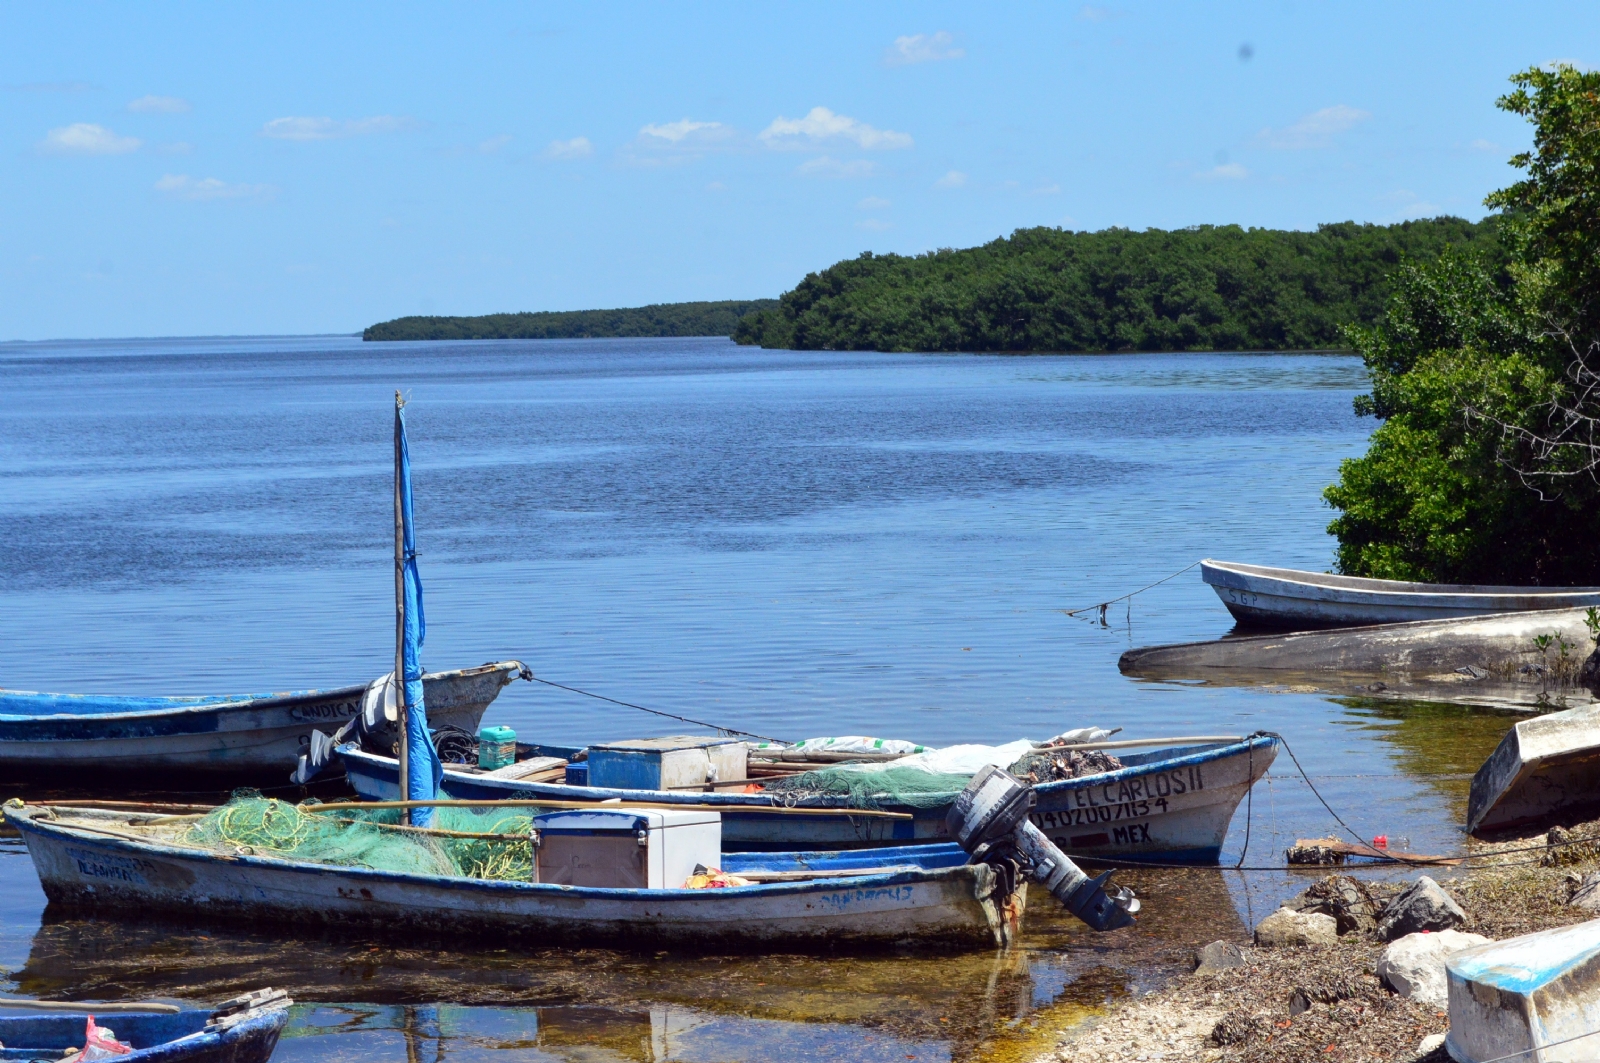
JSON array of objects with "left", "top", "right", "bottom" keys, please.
[{"left": 394, "top": 390, "right": 409, "bottom": 827}]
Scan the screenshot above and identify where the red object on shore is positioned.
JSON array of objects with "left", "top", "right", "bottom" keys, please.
[{"left": 1372, "top": 835, "right": 1388, "bottom": 849}]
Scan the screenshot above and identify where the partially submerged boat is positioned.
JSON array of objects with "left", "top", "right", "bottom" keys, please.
[
  {"left": 0, "top": 989, "right": 290, "bottom": 1063},
  {"left": 1467, "top": 704, "right": 1600, "bottom": 834},
  {"left": 6, "top": 801, "right": 1027, "bottom": 952},
  {"left": 1201, "top": 558, "right": 1600, "bottom": 630},
  {"left": 0, "top": 662, "right": 526, "bottom": 782},
  {"left": 338, "top": 734, "right": 1278, "bottom": 862}
]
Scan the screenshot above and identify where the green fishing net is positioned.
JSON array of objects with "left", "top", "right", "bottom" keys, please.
[
  {"left": 761, "top": 763, "right": 976, "bottom": 810},
  {"left": 183, "top": 791, "right": 533, "bottom": 880}
]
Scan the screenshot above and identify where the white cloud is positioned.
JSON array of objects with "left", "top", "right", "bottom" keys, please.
[
  {"left": 1544, "top": 58, "right": 1595, "bottom": 71},
  {"left": 159, "top": 141, "right": 195, "bottom": 155},
  {"left": 128, "top": 95, "right": 190, "bottom": 113},
  {"left": 260, "top": 115, "right": 416, "bottom": 141},
  {"left": 154, "top": 174, "right": 274, "bottom": 201},
  {"left": 1259, "top": 105, "right": 1370, "bottom": 149},
  {"left": 543, "top": 135, "right": 592, "bottom": 159},
  {"left": 798, "top": 156, "right": 877, "bottom": 178},
  {"left": 760, "top": 107, "right": 912, "bottom": 150},
  {"left": 1078, "top": 5, "right": 1124, "bottom": 21},
  {"left": 40, "top": 123, "right": 140, "bottom": 154},
  {"left": 1031, "top": 183, "right": 1062, "bottom": 195},
  {"left": 934, "top": 170, "right": 968, "bottom": 188},
  {"left": 705, "top": 181, "right": 727, "bottom": 192},
  {"left": 857, "top": 218, "right": 893, "bottom": 231},
  {"left": 1196, "top": 162, "right": 1249, "bottom": 180},
  {"left": 639, "top": 119, "right": 724, "bottom": 144},
  {"left": 857, "top": 196, "right": 891, "bottom": 210},
  {"left": 479, "top": 134, "right": 513, "bottom": 154},
  {"left": 1469, "top": 138, "right": 1501, "bottom": 153},
  {"left": 885, "top": 31, "right": 964, "bottom": 66}
]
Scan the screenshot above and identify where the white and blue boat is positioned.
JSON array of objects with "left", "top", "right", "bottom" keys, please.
[
  {"left": 0, "top": 662, "right": 526, "bottom": 782},
  {"left": 339, "top": 735, "right": 1277, "bottom": 862},
  {"left": 7, "top": 802, "right": 1023, "bottom": 952},
  {"left": 0, "top": 990, "right": 290, "bottom": 1062}
]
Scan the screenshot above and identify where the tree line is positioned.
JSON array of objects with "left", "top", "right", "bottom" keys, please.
[
  {"left": 732, "top": 219, "right": 1499, "bottom": 353},
  {"left": 363, "top": 299, "right": 777, "bottom": 341}
]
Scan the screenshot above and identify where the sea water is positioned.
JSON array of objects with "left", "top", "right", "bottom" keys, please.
[{"left": 0, "top": 335, "right": 1519, "bottom": 1060}]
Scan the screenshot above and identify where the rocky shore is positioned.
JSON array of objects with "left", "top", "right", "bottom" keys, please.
[{"left": 1032, "top": 820, "right": 1600, "bottom": 1062}]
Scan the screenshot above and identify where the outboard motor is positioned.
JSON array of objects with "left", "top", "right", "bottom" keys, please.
[{"left": 947, "top": 764, "right": 1139, "bottom": 931}]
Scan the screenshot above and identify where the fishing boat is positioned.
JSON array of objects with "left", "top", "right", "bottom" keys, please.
[
  {"left": 338, "top": 734, "right": 1278, "bottom": 862},
  {"left": 1201, "top": 558, "right": 1600, "bottom": 630},
  {"left": 5, "top": 802, "right": 1024, "bottom": 951},
  {"left": 0, "top": 662, "right": 527, "bottom": 782},
  {"left": 0, "top": 989, "right": 290, "bottom": 1062},
  {"left": 1467, "top": 704, "right": 1600, "bottom": 834}
]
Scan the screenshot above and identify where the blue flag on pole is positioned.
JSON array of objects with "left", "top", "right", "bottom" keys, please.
[{"left": 397, "top": 401, "right": 442, "bottom": 826}]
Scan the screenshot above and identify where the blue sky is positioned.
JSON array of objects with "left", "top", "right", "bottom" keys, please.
[{"left": 2, "top": 2, "right": 1595, "bottom": 340}]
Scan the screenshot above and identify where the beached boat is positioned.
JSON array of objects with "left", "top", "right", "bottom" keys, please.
[
  {"left": 6, "top": 802, "right": 1023, "bottom": 951},
  {"left": 1467, "top": 704, "right": 1600, "bottom": 834},
  {"left": 0, "top": 662, "right": 526, "bottom": 781},
  {"left": 0, "top": 989, "right": 290, "bottom": 1063},
  {"left": 339, "top": 735, "right": 1277, "bottom": 862},
  {"left": 1201, "top": 558, "right": 1600, "bottom": 630}
]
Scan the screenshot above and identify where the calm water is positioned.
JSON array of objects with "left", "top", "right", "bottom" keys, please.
[{"left": 0, "top": 336, "right": 1522, "bottom": 1060}]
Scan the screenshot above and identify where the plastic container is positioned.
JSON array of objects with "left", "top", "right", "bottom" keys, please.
[{"left": 477, "top": 725, "right": 517, "bottom": 770}]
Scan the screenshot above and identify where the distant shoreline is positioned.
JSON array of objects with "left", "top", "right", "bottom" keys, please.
[{"left": 363, "top": 300, "right": 777, "bottom": 342}]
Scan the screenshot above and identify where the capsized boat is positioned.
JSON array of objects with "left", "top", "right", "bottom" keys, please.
[
  {"left": 0, "top": 662, "right": 527, "bottom": 782},
  {"left": 0, "top": 989, "right": 290, "bottom": 1063},
  {"left": 338, "top": 734, "right": 1278, "bottom": 862},
  {"left": 1468, "top": 704, "right": 1600, "bottom": 834},
  {"left": 1201, "top": 558, "right": 1600, "bottom": 630},
  {"left": 6, "top": 801, "right": 1025, "bottom": 952}
]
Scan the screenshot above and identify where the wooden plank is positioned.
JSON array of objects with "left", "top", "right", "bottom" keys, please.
[{"left": 1287, "top": 836, "right": 1462, "bottom": 866}]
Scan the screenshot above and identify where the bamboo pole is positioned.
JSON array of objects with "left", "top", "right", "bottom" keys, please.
[
  {"left": 304, "top": 798, "right": 912, "bottom": 820},
  {"left": 0, "top": 999, "right": 181, "bottom": 1014}
]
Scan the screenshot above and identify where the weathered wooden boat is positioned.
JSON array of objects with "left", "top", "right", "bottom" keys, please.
[
  {"left": 0, "top": 989, "right": 290, "bottom": 1062},
  {"left": 1202, "top": 558, "right": 1600, "bottom": 630},
  {"left": 1468, "top": 704, "right": 1600, "bottom": 834},
  {"left": 340, "top": 735, "right": 1277, "bottom": 862},
  {"left": 6, "top": 802, "right": 1022, "bottom": 952},
  {"left": 0, "top": 662, "right": 526, "bottom": 782}
]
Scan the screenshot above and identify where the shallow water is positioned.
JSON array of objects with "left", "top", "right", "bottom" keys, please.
[{"left": 0, "top": 336, "right": 1522, "bottom": 1059}]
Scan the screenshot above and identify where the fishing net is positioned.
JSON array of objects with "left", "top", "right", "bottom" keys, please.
[
  {"left": 182, "top": 791, "right": 533, "bottom": 880},
  {"left": 761, "top": 750, "right": 1124, "bottom": 810}
]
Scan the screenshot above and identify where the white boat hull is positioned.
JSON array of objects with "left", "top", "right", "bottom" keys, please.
[
  {"left": 8, "top": 805, "right": 1019, "bottom": 951},
  {"left": 0, "top": 662, "right": 524, "bottom": 780},
  {"left": 1202, "top": 559, "right": 1600, "bottom": 630},
  {"left": 1468, "top": 704, "right": 1600, "bottom": 834}
]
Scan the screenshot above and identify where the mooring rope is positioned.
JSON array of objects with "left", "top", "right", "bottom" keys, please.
[
  {"left": 1061, "top": 560, "right": 1201, "bottom": 624},
  {"left": 524, "top": 673, "right": 787, "bottom": 745}
]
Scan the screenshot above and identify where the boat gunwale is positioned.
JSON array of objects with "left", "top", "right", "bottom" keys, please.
[
  {"left": 0, "top": 661, "right": 523, "bottom": 724},
  {"left": 341, "top": 735, "right": 1276, "bottom": 811},
  {"left": 1202, "top": 558, "right": 1600, "bottom": 604},
  {"left": 8, "top": 803, "right": 985, "bottom": 902}
]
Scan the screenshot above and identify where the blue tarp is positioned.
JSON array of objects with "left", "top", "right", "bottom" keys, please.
[{"left": 397, "top": 401, "right": 442, "bottom": 827}]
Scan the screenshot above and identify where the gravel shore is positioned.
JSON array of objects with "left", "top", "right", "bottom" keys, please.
[{"left": 1030, "top": 819, "right": 1600, "bottom": 1063}]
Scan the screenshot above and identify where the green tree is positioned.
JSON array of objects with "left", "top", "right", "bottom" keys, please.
[{"left": 1325, "top": 65, "right": 1600, "bottom": 583}]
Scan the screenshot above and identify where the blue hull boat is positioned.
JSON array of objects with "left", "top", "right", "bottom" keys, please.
[
  {"left": 340, "top": 735, "right": 1278, "bottom": 862},
  {"left": 0, "top": 991, "right": 289, "bottom": 1062},
  {"left": 0, "top": 662, "right": 525, "bottom": 782}
]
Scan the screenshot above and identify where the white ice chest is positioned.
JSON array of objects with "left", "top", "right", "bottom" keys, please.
[
  {"left": 532, "top": 807, "right": 722, "bottom": 890},
  {"left": 1446, "top": 916, "right": 1600, "bottom": 1062}
]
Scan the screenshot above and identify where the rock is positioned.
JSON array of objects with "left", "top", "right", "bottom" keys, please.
[
  {"left": 1254, "top": 907, "right": 1338, "bottom": 947},
  {"left": 1549, "top": 825, "right": 1572, "bottom": 846},
  {"left": 1191, "top": 940, "right": 1245, "bottom": 974},
  {"left": 1414, "top": 1032, "right": 1447, "bottom": 1059},
  {"left": 1378, "top": 929, "right": 1491, "bottom": 1007},
  {"left": 1567, "top": 870, "right": 1600, "bottom": 910},
  {"left": 1286, "top": 873, "right": 1378, "bottom": 936},
  {"left": 1377, "top": 876, "right": 1466, "bottom": 941},
  {"left": 1581, "top": 645, "right": 1600, "bottom": 692}
]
